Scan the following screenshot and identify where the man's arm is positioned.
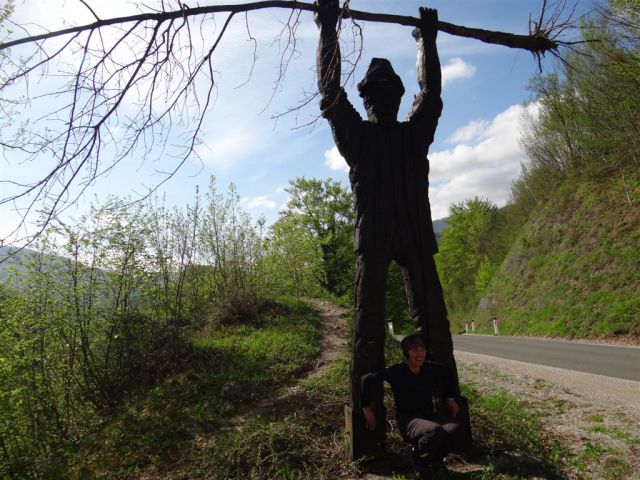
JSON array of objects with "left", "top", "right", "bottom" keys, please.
[
  {"left": 447, "top": 398, "right": 459, "bottom": 418},
  {"left": 362, "top": 405, "right": 377, "bottom": 431},
  {"left": 443, "top": 362, "right": 460, "bottom": 417},
  {"left": 360, "top": 370, "right": 385, "bottom": 431}
]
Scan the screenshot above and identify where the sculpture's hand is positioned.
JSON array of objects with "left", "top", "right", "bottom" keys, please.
[
  {"left": 418, "top": 7, "right": 438, "bottom": 41},
  {"left": 362, "top": 406, "right": 377, "bottom": 431},
  {"left": 314, "top": 0, "right": 341, "bottom": 30}
]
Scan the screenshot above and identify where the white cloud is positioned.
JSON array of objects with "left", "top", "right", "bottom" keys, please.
[
  {"left": 195, "top": 125, "right": 256, "bottom": 171},
  {"left": 242, "top": 194, "right": 277, "bottom": 210},
  {"left": 324, "top": 146, "right": 349, "bottom": 172},
  {"left": 428, "top": 102, "right": 538, "bottom": 220},
  {"left": 446, "top": 119, "right": 489, "bottom": 144},
  {"left": 441, "top": 57, "right": 476, "bottom": 86}
]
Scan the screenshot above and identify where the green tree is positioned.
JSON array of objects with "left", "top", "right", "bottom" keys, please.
[
  {"left": 264, "top": 216, "right": 325, "bottom": 298},
  {"left": 199, "top": 178, "right": 267, "bottom": 322},
  {"left": 0, "top": 0, "right": 15, "bottom": 134},
  {"left": 281, "top": 177, "right": 355, "bottom": 297},
  {"left": 0, "top": 2, "right": 14, "bottom": 58},
  {"left": 436, "top": 198, "right": 501, "bottom": 318}
]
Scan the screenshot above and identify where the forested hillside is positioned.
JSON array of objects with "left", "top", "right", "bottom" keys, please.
[
  {"left": 438, "top": 1, "right": 640, "bottom": 341},
  {"left": 474, "top": 175, "right": 640, "bottom": 338}
]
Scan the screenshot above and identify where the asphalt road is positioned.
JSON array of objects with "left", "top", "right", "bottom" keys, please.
[{"left": 452, "top": 334, "right": 640, "bottom": 382}]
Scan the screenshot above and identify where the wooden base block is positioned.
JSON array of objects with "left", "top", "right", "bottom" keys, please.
[{"left": 344, "top": 405, "right": 386, "bottom": 460}]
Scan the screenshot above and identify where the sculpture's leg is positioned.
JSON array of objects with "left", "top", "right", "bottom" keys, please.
[
  {"left": 398, "top": 251, "right": 460, "bottom": 394},
  {"left": 349, "top": 250, "right": 389, "bottom": 459}
]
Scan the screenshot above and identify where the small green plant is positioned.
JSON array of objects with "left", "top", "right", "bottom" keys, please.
[
  {"left": 588, "top": 413, "right": 604, "bottom": 423},
  {"left": 590, "top": 423, "right": 640, "bottom": 445},
  {"left": 575, "top": 441, "right": 609, "bottom": 463},
  {"left": 602, "top": 455, "right": 631, "bottom": 479},
  {"left": 462, "top": 385, "right": 570, "bottom": 478}
]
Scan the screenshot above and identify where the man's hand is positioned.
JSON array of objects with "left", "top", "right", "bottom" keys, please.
[
  {"left": 447, "top": 398, "right": 459, "bottom": 418},
  {"left": 362, "top": 406, "right": 377, "bottom": 431},
  {"left": 314, "top": 0, "right": 341, "bottom": 30},
  {"left": 418, "top": 7, "right": 438, "bottom": 41}
]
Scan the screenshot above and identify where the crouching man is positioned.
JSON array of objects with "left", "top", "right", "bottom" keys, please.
[{"left": 361, "top": 333, "right": 462, "bottom": 479}]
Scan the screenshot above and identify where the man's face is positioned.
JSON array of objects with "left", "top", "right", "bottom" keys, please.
[
  {"left": 363, "top": 84, "right": 402, "bottom": 127},
  {"left": 406, "top": 345, "right": 427, "bottom": 370}
]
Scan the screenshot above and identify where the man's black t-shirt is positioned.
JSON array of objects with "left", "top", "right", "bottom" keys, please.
[{"left": 361, "top": 361, "right": 456, "bottom": 417}]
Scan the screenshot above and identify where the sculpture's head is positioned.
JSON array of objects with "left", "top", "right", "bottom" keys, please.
[
  {"left": 400, "top": 333, "right": 427, "bottom": 369},
  {"left": 358, "top": 58, "right": 404, "bottom": 127}
]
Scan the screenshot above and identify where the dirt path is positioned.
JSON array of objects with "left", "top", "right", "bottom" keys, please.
[
  {"left": 232, "top": 298, "right": 350, "bottom": 417},
  {"left": 131, "top": 299, "right": 352, "bottom": 480},
  {"left": 307, "top": 299, "right": 351, "bottom": 378}
]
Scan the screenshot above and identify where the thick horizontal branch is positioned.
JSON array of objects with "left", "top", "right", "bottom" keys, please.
[{"left": 0, "top": 0, "right": 559, "bottom": 55}]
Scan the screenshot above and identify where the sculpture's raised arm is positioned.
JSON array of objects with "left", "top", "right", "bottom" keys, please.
[
  {"left": 315, "top": 0, "right": 362, "bottom": 166},
  {"left": 315, "top": 0, "right": 342, "bottom": 104},
  {"left": 407, "top": 7, "right": 443, "bottom": 139},
  {"left": 415, "top": 7, "right": 442, "bottom": 98}
]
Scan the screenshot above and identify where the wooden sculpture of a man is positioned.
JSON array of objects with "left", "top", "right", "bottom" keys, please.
[{"left": 315, "top": 0, "right": 460, "bottom": 456}]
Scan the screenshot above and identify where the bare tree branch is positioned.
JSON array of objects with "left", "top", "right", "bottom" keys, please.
[{"left": 1, "top": 1, "right": 573, "bottom": 55}]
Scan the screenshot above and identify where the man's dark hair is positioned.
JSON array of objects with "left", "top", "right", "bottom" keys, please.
[{"left": 400, "top": 333, "right": 427, "bottom": 358}]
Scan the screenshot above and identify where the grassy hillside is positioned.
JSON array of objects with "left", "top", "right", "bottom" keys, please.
[
  {"left": 473, "top": 173, "right": 640, "bottom": 340},
  {"left": 39, "top": 297, "right": 324, "bottom": 479}
]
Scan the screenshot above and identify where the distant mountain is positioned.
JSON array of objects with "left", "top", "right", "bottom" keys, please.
[
  {"left": 432, "top": 217, "right": 449, "bottom": 244},
  {"left": 0, "top": 246, "right": 67, "bottom": 285},
  {"left": 0, "top": 245, "right": 32, "bottom": 284}
]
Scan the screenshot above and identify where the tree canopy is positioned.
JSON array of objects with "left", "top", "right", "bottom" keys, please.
[
  {"left": 436, "top": 197, "right": 501, "bottom": 317},
  {"left": 514, "top": 0, "right": 640, "bottom": 213},
  {"left": 280, "top": 177, "right": 354, "bottom": 296}
]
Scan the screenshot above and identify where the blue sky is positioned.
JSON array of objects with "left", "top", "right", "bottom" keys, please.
[{"left": 0, "top": 0, "right": 589, "bottom": 243}]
